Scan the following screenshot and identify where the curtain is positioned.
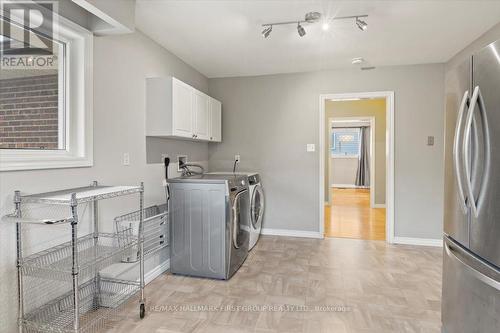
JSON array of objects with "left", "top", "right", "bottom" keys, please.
[{"left": 355, "top": 126, "right": 370, "bottom": 187}]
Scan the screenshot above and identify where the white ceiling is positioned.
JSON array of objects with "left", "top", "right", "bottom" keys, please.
[{"left": 136, "top": 0, "right": 500, "bottom": 78}]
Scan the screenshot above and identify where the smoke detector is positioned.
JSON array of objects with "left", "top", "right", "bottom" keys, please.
[{"left": 351, "top": 57, "right": 364, "bottom": 65}]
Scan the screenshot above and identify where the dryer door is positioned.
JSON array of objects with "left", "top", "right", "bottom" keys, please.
[
  {"left": 232, "top": 189, "right": 249, "bottom": 249},
  {"left": 251, "top": 185, "right": 265, "bottom": 230}
]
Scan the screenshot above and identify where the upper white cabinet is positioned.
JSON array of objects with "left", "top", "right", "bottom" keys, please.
[
  {"left": 172, "top": 79, "right": 193, "bottom": 138},
  {"left": 146, "top": 77, "right": 221, "bottom": 142},
  {"left": 209, "top": 97, "right": 222, "bottom": 142},
  {"left": 192, "top": 90, "right": 210, "bottom": 140}
]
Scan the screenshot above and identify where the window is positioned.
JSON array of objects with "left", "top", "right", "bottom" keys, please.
[
  {"left": 331, "top": 128, "right": 360, "bottom": 157},
  {"left": 0, "top": 3, "right": 93, "bottom": 171},
  {"left": 0, "top": 24, "right": 65, "bottom": 150}
]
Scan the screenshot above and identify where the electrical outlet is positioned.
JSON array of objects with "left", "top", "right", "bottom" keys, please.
[
  {"left": 306, "top": 144, "right": 316, "bottom": 152},
  {"left": 235, "top": 154, "right": 240, "bottom": 162},
  {"left": 427, "top": 136, "right": 435, "bottom": 146},
  {"left": 123, "top": 153, "right": 130, "bottom": 166},
  {"left": 161, "top": 154, "right": 169, "bottom": 162}
]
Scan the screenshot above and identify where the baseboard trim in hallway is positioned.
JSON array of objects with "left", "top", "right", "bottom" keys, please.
[
  {"left": 261, "top": 228, "right": 323, "bottom": 239},
  {"left": 393, "top": 237, "right": 443, "bottom": 247}
]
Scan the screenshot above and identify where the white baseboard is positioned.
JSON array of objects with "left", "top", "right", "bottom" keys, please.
[
  {"left": 372, "top": 204, "right": 386, "bottom": 208},
  {"left": 261, "top": 228, "right": 323, "bottom": 239},
  {"left": 393, "top": 237, "right": 443, "bottom": 247},
  {"left": 145, "top": 259, "right": 170, "bottom": 284}
]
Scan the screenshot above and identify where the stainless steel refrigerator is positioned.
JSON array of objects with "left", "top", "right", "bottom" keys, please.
[{"left": 442, "top": 39, "right": 500, "bottom": 332}]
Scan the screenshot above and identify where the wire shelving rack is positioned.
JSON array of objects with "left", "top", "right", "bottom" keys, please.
[{"left": 3, "top": 181, "right": 147, "bottom": 333}]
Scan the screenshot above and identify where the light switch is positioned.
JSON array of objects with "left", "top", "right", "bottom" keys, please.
[
  {"left": 306, "top": 144, "right": 316, "bottom": 152},
  {"left": 427, "top": 136, "right": 434, "bottom": 146},
  {"left": 123, "top": 153, "right": 130, "bottom": 166}
]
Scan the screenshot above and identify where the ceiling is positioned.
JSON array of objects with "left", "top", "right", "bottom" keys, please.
[{"left": 135, "top": 0, "right": 500, "bottom": 78}]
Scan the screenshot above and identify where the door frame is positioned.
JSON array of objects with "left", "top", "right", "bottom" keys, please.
[
  {"left": 328, "top": 116, "right": 376, "bottom": 208},
  {"left": 319, "top": 91, "right": 395, "bottom": 243}
]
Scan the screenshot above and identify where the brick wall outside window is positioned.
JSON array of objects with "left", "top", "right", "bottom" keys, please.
[{"left": 0, "top": 74, "right": 60, "bottom": 149}]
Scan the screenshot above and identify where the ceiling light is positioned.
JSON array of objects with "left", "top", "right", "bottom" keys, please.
[
  {"left": 305, "top": 12, "right": 322, "bottom": 23},
  {"left": 297, "top": 23, "right": 306, "bottom": 37},
  {"left": 356, "top": 17, "right": 368, "bottom": 31},
  {"left": 262, "top": 25, "right": 272, "bottom": 38},
  {"left": 261, "top": 13, "right": 368, "bottom": 37}
]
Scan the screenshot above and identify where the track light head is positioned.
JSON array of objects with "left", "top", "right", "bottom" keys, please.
[
  {"left": 356, "top": 17, "right": 368, "bottom": 31},
  {"left": 305, "top": 11, "right": 321, "bottom": 23},
  {"left": 262, "top": 25, "right": 272, "bottom": 38},
  {"left": 297, "top": 23, "right": 306, "bottom": 37}
]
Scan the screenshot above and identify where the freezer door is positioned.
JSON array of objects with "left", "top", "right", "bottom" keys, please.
[
  {"left": 468, "top": 40, "right": 500, "bottom": 268},
  {"left": 443, "top": 58, "right": 471, "bottom": 246},
  {"left": 442, "top": 237, "right": 500, "bottom": 333}
]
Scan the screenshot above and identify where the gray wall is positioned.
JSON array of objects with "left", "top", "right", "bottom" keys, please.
[
  {"left": 0, "top": 30, "right": 208, "bottom": 333},
  {"left": 208, "top": 64, "right": 445, "bottom": 238}
]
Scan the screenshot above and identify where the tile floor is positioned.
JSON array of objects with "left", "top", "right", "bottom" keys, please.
[{"left": 107, "top": 236, "right": 443, "bottom": 333}]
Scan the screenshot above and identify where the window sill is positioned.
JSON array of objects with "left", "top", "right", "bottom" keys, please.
[{"left": 0, "top": 151, "right": 93, "bottom": 171}]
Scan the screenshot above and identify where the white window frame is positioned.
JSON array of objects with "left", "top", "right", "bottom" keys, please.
[{"left": 0, "top": 5, "right": 93, "bottom": 171}]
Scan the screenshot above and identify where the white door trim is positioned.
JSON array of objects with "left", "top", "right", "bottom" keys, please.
[{"left": 319, "top": 91, "right": 395, "bottom": 243}]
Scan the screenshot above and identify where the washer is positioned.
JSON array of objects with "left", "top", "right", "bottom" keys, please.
[
  {"left": 209, "top": 172, "right": 264, "bottom": 250},
  {"left": 167, "top": 174, "right": 249, "bottom": 280}
]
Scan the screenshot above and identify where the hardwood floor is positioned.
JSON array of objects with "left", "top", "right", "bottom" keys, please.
[
  {"left": 106, "top": 236, "right": 442, "bottom": 333},
  {"left": 325, "top": 188, "right": 386, "bottom": 240}
]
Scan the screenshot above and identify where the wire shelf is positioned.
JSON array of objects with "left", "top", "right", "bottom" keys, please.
[
  {"left": 20, "top": 185, "right": 142, "bottom": 205},
  {"left": 22, "top": 233, "right": 137, "bottom": 282},
  {"left": 22, "top": 277, "right": 139, "bottom": 333},
  {"left": 114, "top": 204, "right": 168, "bottom": 262}
]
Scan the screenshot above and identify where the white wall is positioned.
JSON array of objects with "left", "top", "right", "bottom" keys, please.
[
  {"left": 0, "top": 30, "right": 209, "bottom": 333},
  {"left": 330, "top": 157, "right": 359, "bottom": 186},
  {"left": 208, "top": 64, "right": 445, "bottom": 238}
]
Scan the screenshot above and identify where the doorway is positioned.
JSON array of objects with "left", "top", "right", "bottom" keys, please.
[{"left": 319, "top": 92, "right": 395, "bottom": 243}]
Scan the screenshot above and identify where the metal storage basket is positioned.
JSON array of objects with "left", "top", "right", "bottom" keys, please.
[
  {"left": 114, "top": 204, "right": 168, "bottom": 262},
  {"left": 22, "top": 233, "right": 136, "bottom": 282},
  {"left": 22, "top": 277, "right": 139, "bottom": 333}
]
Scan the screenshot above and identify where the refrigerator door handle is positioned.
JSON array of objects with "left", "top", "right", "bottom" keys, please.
[
  {"left": 445, "top": 238, "right": 500, "bottom": 291},
  {"left": 453, "top": 91, "right": 469, "bottom": 214},
  {"left": 462, "top": 86, "right": 491, "bottom": 218}
]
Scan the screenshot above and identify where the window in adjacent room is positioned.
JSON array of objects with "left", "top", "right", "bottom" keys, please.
[{"left": 331, "top": 128, "right": 361, "bottom": 157}]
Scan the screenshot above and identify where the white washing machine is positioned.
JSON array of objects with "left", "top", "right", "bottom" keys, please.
[{"left": 209, "top": 172, "right": 264, "bottom": 250}]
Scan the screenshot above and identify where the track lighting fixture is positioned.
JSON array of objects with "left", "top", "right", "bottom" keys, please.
[
  {"left": 262, "top": 25, "right": 272, "bottom": 38},
  {"left": 356, "top": 17, "right": 368, "bottom": 31},
  {"left": 261, "top": 12, "right": 368, "bottom": 37},
  {"left": 297, "top": 23, "right": 306, "bottom": 37}
]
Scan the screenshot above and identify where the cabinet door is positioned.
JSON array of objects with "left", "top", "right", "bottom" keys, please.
[
  {"left": 209, "top": 98, "right": 222, "bottom": 142},
  {"left": 193, "top": 91, "right": 210, "bottom": 140},
  {"left": 172, "top": 79, "right": 193, "bottom": 138}
]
